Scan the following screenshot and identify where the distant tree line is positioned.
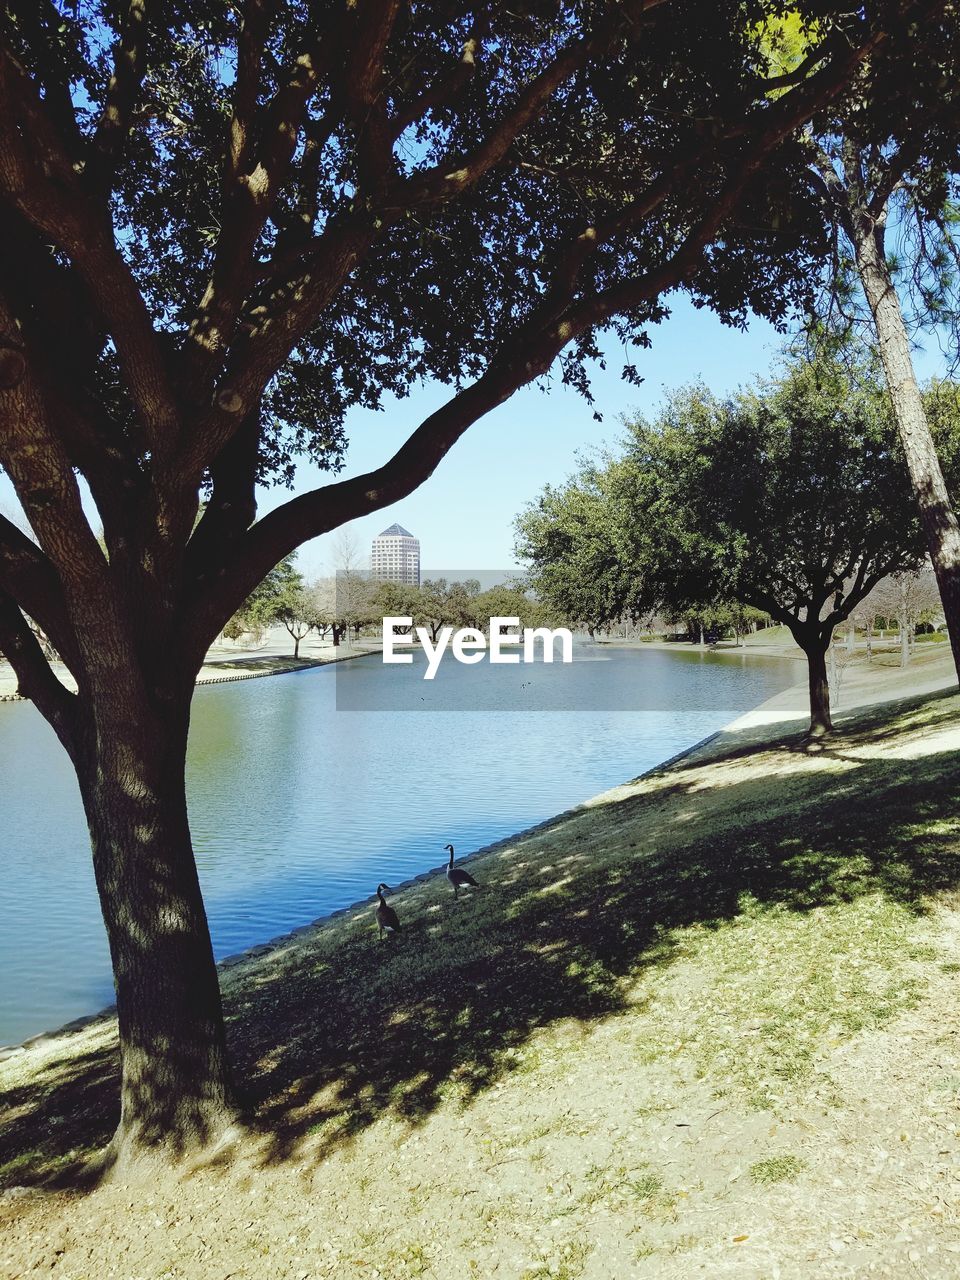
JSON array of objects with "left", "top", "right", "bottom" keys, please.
[{"left": 225, "top": 567, "right": 561, "bottom": 656}]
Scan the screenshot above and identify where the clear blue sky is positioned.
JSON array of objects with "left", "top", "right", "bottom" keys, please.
[
  {"left": 283, "top": 297, "right": 948, "bottom": 578},
  {"left": 1, "top": 294, "right": 949, "bottom": 578}
]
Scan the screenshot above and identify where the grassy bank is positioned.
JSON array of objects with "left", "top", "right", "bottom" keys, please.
[{"left": 2, "top": 687, "right": 960, "bottom": 1278}]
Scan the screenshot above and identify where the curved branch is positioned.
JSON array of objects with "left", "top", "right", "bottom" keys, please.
[
  {"left": 0, "top": 510, "right": 78, "bottom": 667},
  {"left": 397, "top": 0, "right": 661, "bottom": 212},
  {"left": 0, "top": 587, "right": 78, "bottom": 752}
]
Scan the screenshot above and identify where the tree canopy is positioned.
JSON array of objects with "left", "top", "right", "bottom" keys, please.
[{"left": 1, "top": 1, "right": 922, "bottom": 686}]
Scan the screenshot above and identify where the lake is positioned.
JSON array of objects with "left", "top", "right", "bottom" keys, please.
[{"left": 0, "top": 644, "right": 798, "bottom": 1045}]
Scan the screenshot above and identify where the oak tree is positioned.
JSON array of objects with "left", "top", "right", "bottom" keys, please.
[{"left": 518, "top": 354, "right": 942, "bottom": 733}]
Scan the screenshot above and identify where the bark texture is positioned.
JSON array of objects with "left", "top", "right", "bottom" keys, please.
[
  {"left": 76, "top": 699, "right": 233, "bottom": 1165},
  {"left": 854, "top": 223, "right": 960, "bottom": 683},
  {"left": 804, "top": 640, "right": 834, "bottom": 737}
]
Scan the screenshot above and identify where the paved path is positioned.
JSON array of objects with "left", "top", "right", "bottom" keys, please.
[{"left": 721, "top": 646, "right": 957, "bottom": 742}]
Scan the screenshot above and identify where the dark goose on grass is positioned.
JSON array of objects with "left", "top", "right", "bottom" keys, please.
[
  {"left": 445, "top": 844, "right": 480, "bottom": 897},
  {"left": 0, "top": 643, "right": 798, "bottom": 1044},
  {"left": 376, "top": 885, "right": 401, "bottom": 939}
]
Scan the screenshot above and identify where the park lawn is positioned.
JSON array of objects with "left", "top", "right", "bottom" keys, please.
[
  {"left": 738, "top": 622, "right": 796, "bottom": 646},
  {"left": 2, "top": 688, "right": 960, "bottom": 1278}
]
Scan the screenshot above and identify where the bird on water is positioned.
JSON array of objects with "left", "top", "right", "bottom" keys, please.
[
  {"left": 375, "top": 883, "right": 401, "bottom": 939},
  {"left": 444, "top": 844, "right": 480, "bottom": 898}
]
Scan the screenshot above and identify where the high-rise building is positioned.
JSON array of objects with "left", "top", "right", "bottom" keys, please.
[{"left": 371, "top": 523, "right": 421, "bottom": 585}]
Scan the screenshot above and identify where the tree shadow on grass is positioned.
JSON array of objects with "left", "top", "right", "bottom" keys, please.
[{"left": 2, "top": 689, "right": 959, "bottom": 1187}]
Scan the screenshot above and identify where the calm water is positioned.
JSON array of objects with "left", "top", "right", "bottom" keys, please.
[{"left": 0, "top": 645, "right": 798, "bottom": 1044}]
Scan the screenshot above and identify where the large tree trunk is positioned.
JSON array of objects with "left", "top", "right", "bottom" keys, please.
[
  {"left": 855, "top": 225, "right": 960, "bottom": 684},
  {"left": 76, "top": 696, "right": 234, "bottom": 1171},
  {"left": 795, "top": 631, "right": 833, "bottom": 736}
]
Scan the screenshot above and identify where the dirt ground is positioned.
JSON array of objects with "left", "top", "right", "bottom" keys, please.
[{"left": 2, "top": 669, "right": 960, "bottom": 1278}]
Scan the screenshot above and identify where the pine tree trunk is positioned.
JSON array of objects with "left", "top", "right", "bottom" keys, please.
[
  {"left": 76, "top": 698, "right": 234, "bottom": 1170},
  {"left": 855, "top": 225, "right": 960, "bottom": 684}
]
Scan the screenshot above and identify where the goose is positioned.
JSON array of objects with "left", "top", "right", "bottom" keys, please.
[
  {"left": 444, "top": 844, "right": 480, "bottom": 898},
  {"left": 375, "top": 884, "right": 401, "bottom": 939}
]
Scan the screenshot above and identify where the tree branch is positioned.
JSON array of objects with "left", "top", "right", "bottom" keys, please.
[
  {"left": 0, "top": 587, "right": 77, "bottom": 752},
  {"left": 5, "top": 0, "right": 86, "bottom": 160},
  {"left": 0, "top": 205, "right": 143, "bottom": 522},
  {"left": 340, "top": 0, "right": 402, "bottom": 185},
  {"left": 397, "top": 1, "right": 656, "bottom": 212},
  {"left": 186, "top": 406, "right": 261, "bottom": 570},
  {"left": 0, "top": 293, "right": 144, "bottom": 677},
  {"left": 228, "top": 0, "right": 277, "bottom": 183},
  {"left": 0, "top": 43, "right": 181, "bottom": 460},
  {"left": 182, "top": 20, "right": 330, "bottom": 405},
  {"left": 805, "top": 141, "right": 855, "bottom": 239},
  {"left": 86, "top": 0, "right": 152, "bottom": 192},
  {"left": 0, "top": 510, "right": 79, "bottom": 668},
  {"left": 389, "top": 13, "right": 489, "bottom": 137}
]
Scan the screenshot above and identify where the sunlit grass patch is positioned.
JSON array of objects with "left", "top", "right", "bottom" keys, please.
[
  {"left": 632, "top": 891, "right": 930, "bottom": 1110},
  {"left": 377, "top": 1240, "right": 433, "bottom": 1278},
  {"left": 749, "top": 1154, "right": 806, "bottom": 1185},
  {"left": 580, "top": 1162, "right": 677, "bottom": 1217}
]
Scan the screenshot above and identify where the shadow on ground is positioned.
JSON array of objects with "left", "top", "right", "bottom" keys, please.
[{"left": 2, "top": 688, "right": 958, "bottom": 1186}]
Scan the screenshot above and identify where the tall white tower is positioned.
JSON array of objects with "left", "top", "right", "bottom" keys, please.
[{"left": 371, "top": 523, "right": 421, "bottom": 585}]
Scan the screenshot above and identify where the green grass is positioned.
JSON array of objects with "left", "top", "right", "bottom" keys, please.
[
  {"left": 637, "top": 892, "right": 932, "bottom": 1110},
  {"left": 749, "top": 1155, "right": 807, "bottom": 1185},
  {"left": 739, "top": 624, "right": 796, "bottom": 646}
]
